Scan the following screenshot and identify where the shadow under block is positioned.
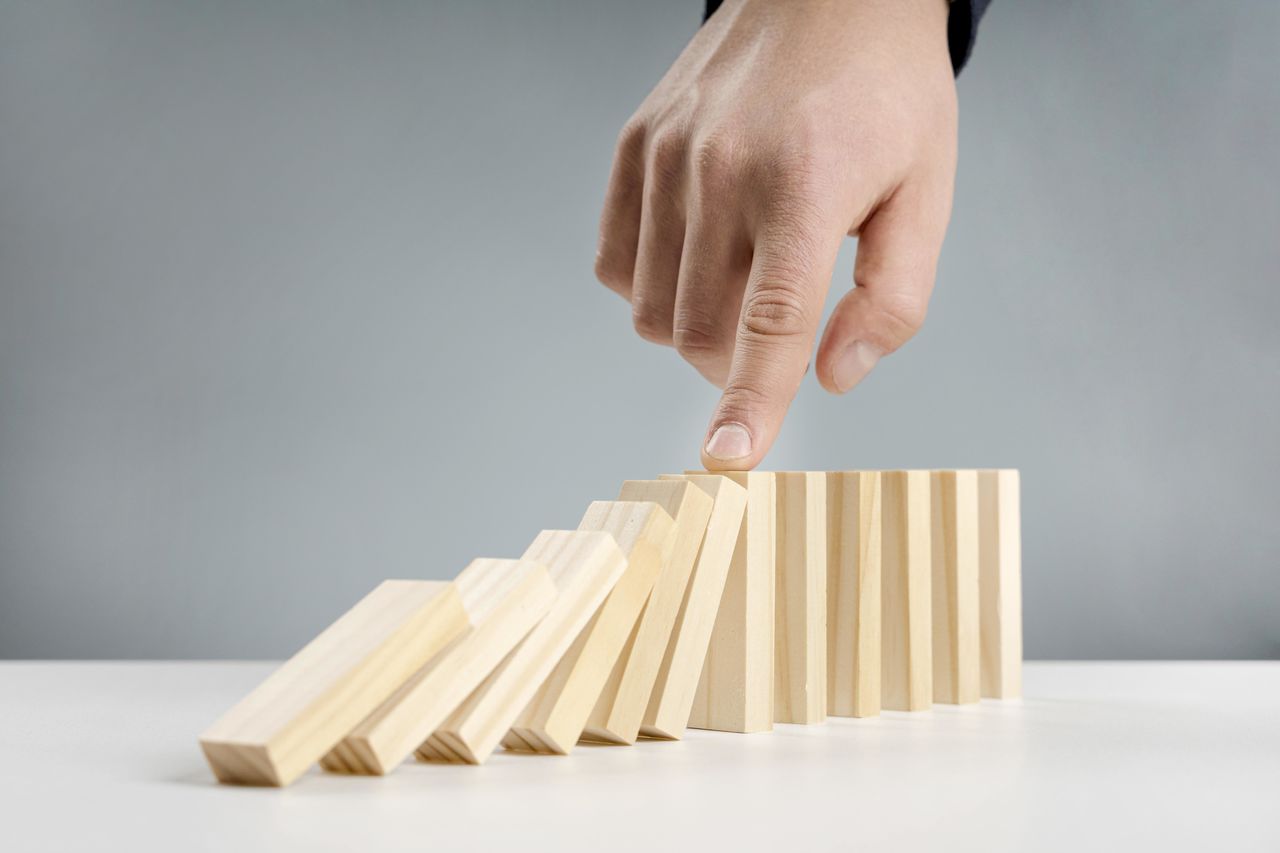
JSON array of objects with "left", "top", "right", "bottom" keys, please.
[
  {"left": 774, "top": 472, "right": 827, "bottom": 724},
  {"left": 415, "top": 531, "right": 627, "bottom": 765},
  {"left": 880, "top": 470, "right": 933, "bottom": 712},
  {"left": 578, "top": 481, "right": 713, "bottom": 745},
  {"left": 200, "top": 580, "right": 468, "bottom": 787},
  {"left": 641, "top": 474, "right": 748, "bottom": 739},
  {"left": 827, "top": 471, "right": 882, "bottom": 718},
  {"left": 504, "top": 501, "right": 674, "bottom": 755},
  {"left": 321, "top": 559, "right": 556, "bottom": 775},
  {"left": 978, "top": 469, "right": 1023, "bottom": 699},
  {"left": 686, "top": 470, "right": 776, "bottom": 733},
  {"left": 930, "top": 471, "right": 980, "bottom": 705}
]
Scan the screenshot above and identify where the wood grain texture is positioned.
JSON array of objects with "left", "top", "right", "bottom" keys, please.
[
  {"left": 931, "top": 471, "right": 980, "bottom": 705},
  {"left": 200, "top": 580, "right": 468, "bottom": 787},
  {"left": 415, "top": 531, "right": 627, "bottom": 765},
  {"left": 880, "top": 470, "right": 933, "bottom": 712},
  {"left": 774, "top": 472, "right": 827, "bottom": 724},
  {"left": 686, "top": 470, "right": 775, "bottom": 734},
  {"left": 578, "top": 481, "right": 713, "bottom": 745},
  {"left": 641, "top": 474, "right": 749, "bottom": 739},
  {"left": 979, "top": 469, "right": 1023, "bottom": 699},
  {"left": 321, "top": 559, "right": 556, "bottom": 775},
  {"left": 503, "top": 501, "right": 674, "bottom": 755},
  {"left": 827, "top": 471, "right": 882, "bottom": 718}
]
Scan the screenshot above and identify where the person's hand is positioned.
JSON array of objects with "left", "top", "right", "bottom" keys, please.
[{"left": 595, "top": 0, "right": 957, "bottom": 470}]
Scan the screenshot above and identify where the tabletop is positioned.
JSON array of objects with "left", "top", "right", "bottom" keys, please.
[{"left": 1, "top": 661, "right": 1276, "bottom": 852}]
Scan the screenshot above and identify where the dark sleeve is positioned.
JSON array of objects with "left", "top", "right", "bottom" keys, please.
[{"left": 703, "top": 0, "right": 992, "bottom": 75}]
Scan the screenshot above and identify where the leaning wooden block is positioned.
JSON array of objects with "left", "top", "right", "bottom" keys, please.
[
  {"left": 200, "top": 580, "right": 468, "bottom": 787},
  {"left": 979, "top": 469, "right": 1023, "bottom": 699},
  {"left": 320, "top": 559, "right": 556, "bottom": 775},
  {"left": 827, "top": 470, "right": 882, "bottom": 718},
  {"left": 505, "top": 501, "right": 674, "bottom": 754},
  {"left": 641, "top": 474, "right": 748, "bottom": 739},
  {"left": 579, "top": 481, "right": 712, "bottom": 745},
  {"left": 931, "top": 471, "right": 980, "bottom": 704},
  {"left": 415, "top": 531, "right": 627, "bottom": 765},
  {"left": 686, "top": 470, "right": 775, "bottom": 733},
  {"left": 881, "top": 470, "right": 932, "bottom": 711},
  {"left": 774, "top": 471, "right": 827, "bottom": 724}
]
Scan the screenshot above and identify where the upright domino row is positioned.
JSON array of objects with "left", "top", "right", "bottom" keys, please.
[{"left": 199, "top": 470, "right": 1021, "bottom": 787}]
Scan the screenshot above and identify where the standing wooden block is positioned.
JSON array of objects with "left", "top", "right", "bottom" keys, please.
[
  {"left": 931, "top": 471, "right": 980, "bottom": 704},
  {"left": 979, "top": 469, "right": 1023, "bottom": 699},
  {"left": 827, "top": 471, "right": 882, "bottom": 718},
  {"left": 774, "top": 472, "right": 827, "bottom": 724},
  {"left": 504, "top": 501, "right": 675, "bottom": 755},
  {"left": 880, "top": 470, "right": 933, "bottom": 711},
  {"left": 415, "top": 531, "right": 627, "bottom": 765},
  {"left": 200, "top": 580, "right": 468, "bottom": 787},
  {"left": 579, "top": 481, "right": 713, "bottom": 745},
  {"left": 641, "top": 474, "right": 748, "bottom": 739},
  {"left": 321, "top": 559, "right": 556, "bottom": 775},
  {"left": 686, "top": 470, "right": 775, "bottom": 733}
]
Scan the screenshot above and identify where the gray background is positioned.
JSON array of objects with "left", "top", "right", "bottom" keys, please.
[{"left": 2, "top": 1, "right": 1276, "bottom": 660}]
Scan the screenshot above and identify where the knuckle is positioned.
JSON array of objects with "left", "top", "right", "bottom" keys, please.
[
  {"left": 673, "top": 317, "right": 730, "bottom": 361},
  {"left": 876, "top": 293, "right": 928, "bottom": 342},
  {"left": 594, "top": 250, "right": 631, "bottom": 293},
  {"left": 741, "top": 282, "right": 813, "bottom": 339},
  {"left": 631, "top": 297, "right": 673, "bottom": 344},
  {"left": 648, "top": 128, "right": 689, "bottom": 191}
]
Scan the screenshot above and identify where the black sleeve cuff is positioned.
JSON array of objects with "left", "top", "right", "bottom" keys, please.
[{"left": 703, "top": 0, "right": 991, "bottom": 76}]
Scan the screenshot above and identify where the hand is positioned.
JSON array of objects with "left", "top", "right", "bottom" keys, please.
[{"left": 595, "top": 0, "right": 957, "bottom": 470}]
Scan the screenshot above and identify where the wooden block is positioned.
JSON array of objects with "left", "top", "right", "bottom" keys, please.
[
  {"left": 200, "top": 580, "right": 468, "bottom": 787},
  {"left": 827, "top": 470, "right": 882, "bottom": 718},
  {"left": 578, "top": 481, "right": 713, "bottom": 745},
  {"left": 415, "top": 531, "right": 627, "bottom": 765},
  {"left": 321, "top": 559, "right": 556, "bottom": 775},
  {"left": 979, "top": 469, "right": 1023, "bottom": 699},
  {"left": 685, "top": 470, "right": 775, "bottom": 733},
  {"left": 504, "top": 501, "right": 674, "bottom": 755},
  {"left": 641, "top": 474, "right": 748, "bottom": 739},
  {"left": 880, "top": 470, "right": 932, "bottom": 711},
  {"left": 931, "top": 471, "right": 980, "bottom": 704},
  {"left": 774, "top": 471, "right": 827, "bottom": 724}
]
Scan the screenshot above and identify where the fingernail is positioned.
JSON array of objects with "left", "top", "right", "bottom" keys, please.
[
  {"left": 833, "top": 341, "right": 882, "bottom": 393},
  {"left": 704, "top": 422, "right": 752, "bottom": 461}
]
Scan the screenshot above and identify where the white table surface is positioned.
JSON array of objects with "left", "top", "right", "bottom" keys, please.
[{"left": 1, "top": 661, "right": 1276, "bottom": 852}]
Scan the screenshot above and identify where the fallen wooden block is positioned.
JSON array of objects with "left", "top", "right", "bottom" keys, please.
[
  {"left": 579, "top": 481, "right": 713, "bottom": 745},
  {"left": 200, "top": 580, "right": 468, "bottom": 787},
  {"left": 827, "top": 470, "right": 882, "bottom": 718},
  {"left": 320, "top": 559, "right": 556, "bottom": 775},
  {"left": 415, "top": 531, "right": 627, "bottom": 765},
  {"left": 775, "top": 471, "right": 827, "bottom": 724},
  {"left": 881, "top": 470, "right": 932, "bottom": 711},
  {"left": 641, "top": 474, "right": 748, "bottom": 739},
  {"left": 931, "top": 471, "right": 980, "bottom": 704},
  {"left": 686, "top": 470, "right": 776, "bottom": 733},
  {"left": 504, "top": 501, "right": 674, "bottom": 755},
  {"left": 979, "top": 469, "right": 1023, "bottom": 699}
]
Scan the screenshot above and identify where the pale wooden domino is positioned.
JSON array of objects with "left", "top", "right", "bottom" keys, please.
[
  {"left": 579, "top": 481, "right": 713, "bottom": 745},
  {"left": 415, "top": 531, "right": 627, "bottom": 765},
  {"left": 979, "top": 469, "right": 1023, "bottom": 699},
  {"left": 774, "top": 471, "right": 827, "bottom": 724},
  {"left": 641, "top": 474, "right": 748, "bottom": 739},
  {"left": 200, "top": 580, "right": 468, "bottom": 787},
  {"left": 504, "top": 501, "right": 674, "bottom": 755},
  {"left": 930, "top": 471, "right": 980, "bottom": 704},
  {"left": 686, "top": 470, "right": 776, "bottom": 733},
  {"left": 827, "top": 470, "right": 882, "bottom": 718},
  {"left": 321, "top": 559, "right": 556, "bottom": 775},
  {"left": 881, "top": 470, "right": 932, "bottom": 711}
]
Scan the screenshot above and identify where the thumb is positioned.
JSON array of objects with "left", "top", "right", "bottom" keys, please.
[
  {"left": 701, "top": 224, "right": 840, "bottom": 471},
  {"left": 816, "top": 180, "right": 949, "bottom": 394}
]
